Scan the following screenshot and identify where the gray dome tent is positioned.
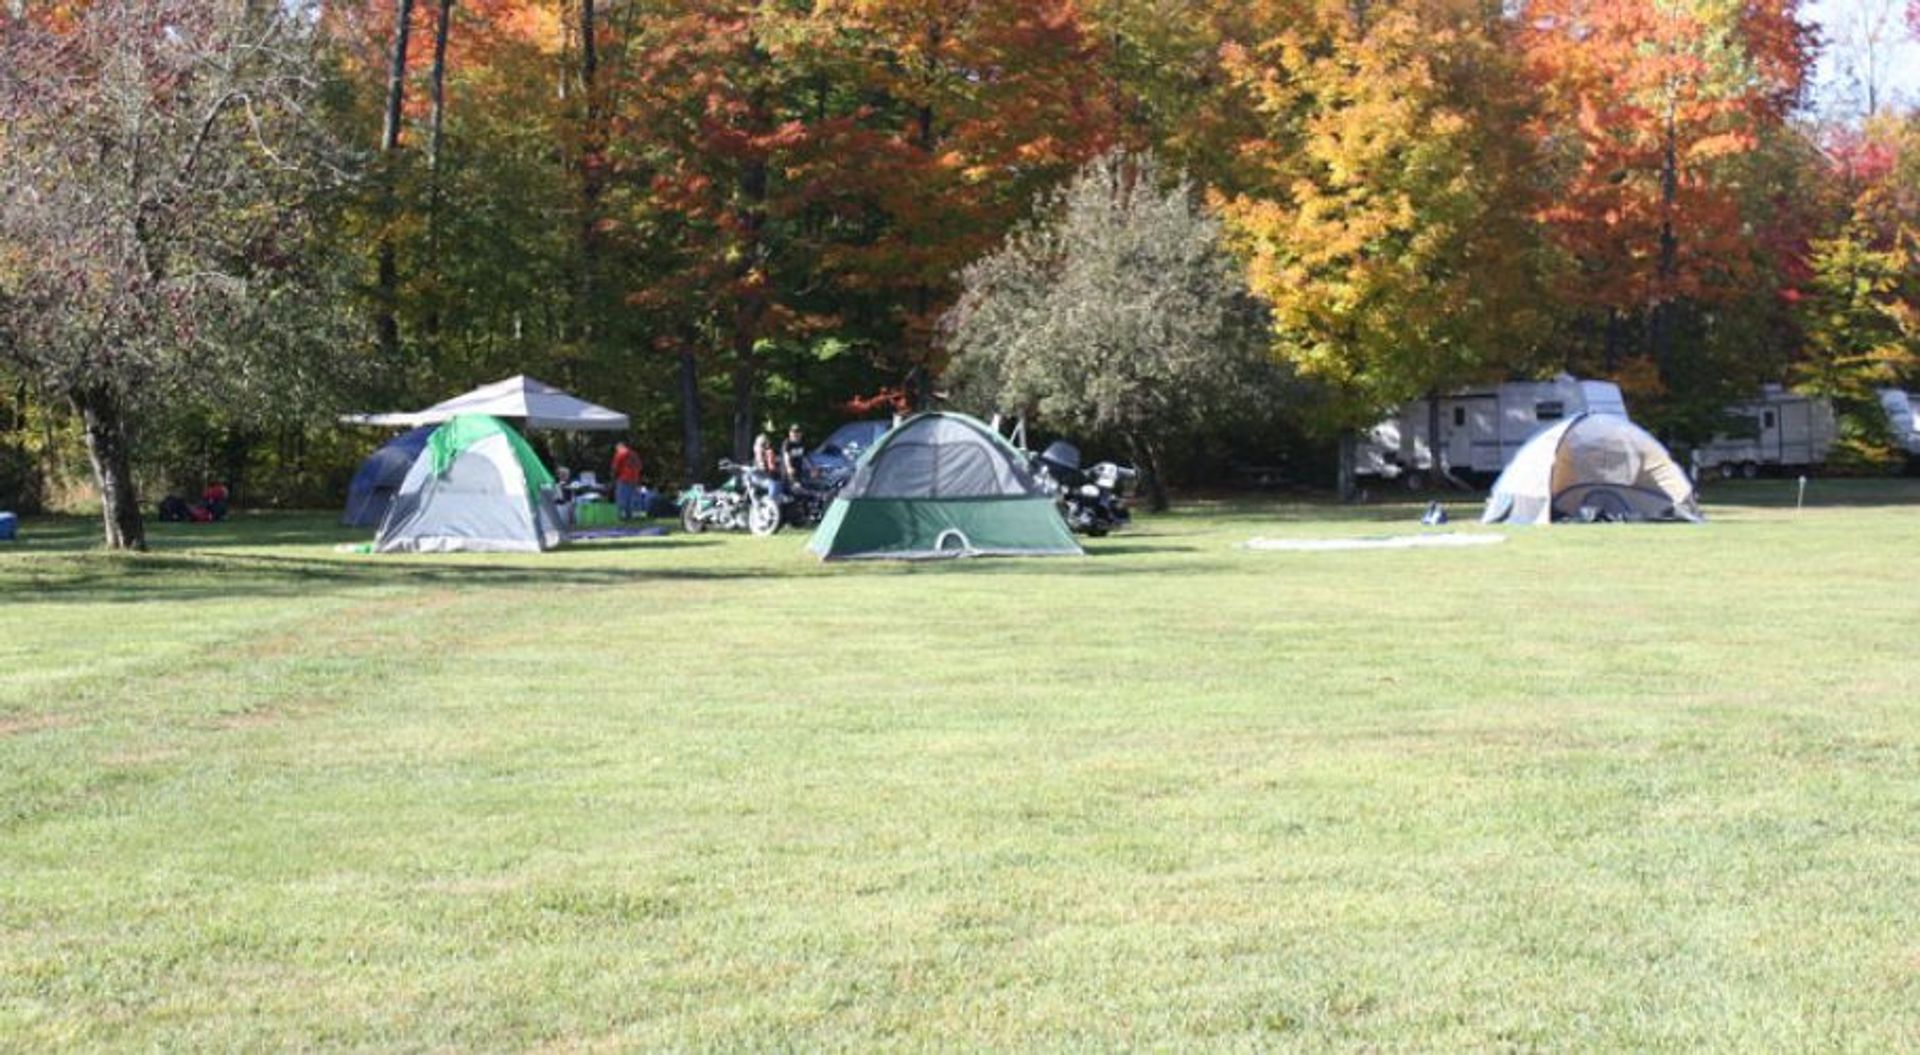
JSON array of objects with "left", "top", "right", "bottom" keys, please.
[
  {"left": 1483, "top": 412, "right": 1702, "bottom": 524},
  {"left": 807, "top": 412, "right": 1082, "bottom": 560},
  {"left": 375, "top": 415, "right": 564, "bottom": 553}
]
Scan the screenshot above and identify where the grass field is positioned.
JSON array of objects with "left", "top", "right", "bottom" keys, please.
[{"left": 4, "top": 480, "right": 1920, "bottom": 1050}]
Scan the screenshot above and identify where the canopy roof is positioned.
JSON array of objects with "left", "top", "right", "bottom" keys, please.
[{"left": 344, "top": 375, "right": 629, "bottom": 431}]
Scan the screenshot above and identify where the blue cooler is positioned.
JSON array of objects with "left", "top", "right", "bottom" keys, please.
[{"left": 0, "top": 512, "right": 15, "bottom": 542}]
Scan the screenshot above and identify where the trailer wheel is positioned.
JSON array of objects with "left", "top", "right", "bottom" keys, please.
[
  {"left": 1740, "top": 461, "right": 1759, "bottom": 479},
  {"left": 1719, "top": 463, "right": 1739, "bottom": 481}
]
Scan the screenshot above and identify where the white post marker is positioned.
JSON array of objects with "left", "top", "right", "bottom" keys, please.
[{"left": 1797, "top": 475, "right": 1807, "bottom": 511}]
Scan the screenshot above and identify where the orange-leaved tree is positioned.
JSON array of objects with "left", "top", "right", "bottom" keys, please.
[
  {"left": 815, "top": 0, "right": 1119, "bottom": 398},
  {"left": 1523, "top": 0, "right": 1814, "bottom": 428}
]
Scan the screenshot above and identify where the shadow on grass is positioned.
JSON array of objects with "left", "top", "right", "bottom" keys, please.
[
  {"left": 3, "top": 544, "right": 1251, "bottom": 602},
  {"left": 0, "top": 548, "right": 765, "bottom": 604}
]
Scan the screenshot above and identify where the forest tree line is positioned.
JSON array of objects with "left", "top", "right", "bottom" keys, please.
[{"left": 2, "top": 0, "right": 1918, "bottom": 548}]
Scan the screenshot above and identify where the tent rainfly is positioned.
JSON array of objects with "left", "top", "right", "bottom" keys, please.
[
  {"left": 343, "top": 375, "right": 629, "bottom": 431},
  {"left": 1482, "top": 412, "right": 1704, "bottom": 524},
  {"left": 807, "top": 412, "right": 1083, "bottom": 560},
  {"left": 375, "top": 415, "right": 564, "bottom": 553},
  {"left": 341, "top": 426, "right": 434, "bottom": 527}
]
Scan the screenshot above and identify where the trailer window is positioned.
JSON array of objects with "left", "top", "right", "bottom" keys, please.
[
  {"left": 1453, "top": 406, "right": 1466, "bottom": 427},
  {"left": 1535, "top": 401, "right": 1565, "bottom": 421},
  {"left": 1764, "top": 411, "right": 1776, "bottom": 429},
  {"left": 1724, "top": 413, "right": 1761, "bottom": 440}
]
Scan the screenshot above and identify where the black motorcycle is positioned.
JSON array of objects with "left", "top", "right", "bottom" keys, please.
[
  {"left": 778, "top": 474, "right": 837, "bottom": 529},
  {"left": 1035, "top": 441, "right": 1136, "bottom": 537}
]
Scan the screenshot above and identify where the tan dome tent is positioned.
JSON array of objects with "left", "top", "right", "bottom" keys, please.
[{"left": 1482, "top": 412, "right": 1703, "bottom": 524}]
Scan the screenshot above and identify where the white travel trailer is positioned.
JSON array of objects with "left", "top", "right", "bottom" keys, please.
[
  {"left": 1354, "top": 375, "right": 1630, "bottom": 483},
  {"left": 1693, "top": 386, "right": 1837, "bottom": 477},
  {"left": 1878, "top": 389, "right": 1920, "bottom": 459}
]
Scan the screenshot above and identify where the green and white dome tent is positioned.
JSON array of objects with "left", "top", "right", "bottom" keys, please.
[
  {"left": 807, "top": 412, "right": 1083, "bottom": 561},
  {"left": 375, "top": 414, "right": 564, "bottom": 553}
]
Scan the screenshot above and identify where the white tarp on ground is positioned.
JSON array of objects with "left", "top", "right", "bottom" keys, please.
[
  {"left": 343, "top": 375, "right": 629, "bottom": 431},
  {"left": 1245, "top": 534, "right": 1507, "bottom": 552}
]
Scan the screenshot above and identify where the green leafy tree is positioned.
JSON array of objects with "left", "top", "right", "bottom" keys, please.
[
  {"left": 942, "top": 150, "right": 1277, "bottom": 510},
  {"left": 0, "top": 0, "right": 361, "bottom": 549},
  {"left": 1795, "top": 223, "right": 1918, "bottom": 463}
]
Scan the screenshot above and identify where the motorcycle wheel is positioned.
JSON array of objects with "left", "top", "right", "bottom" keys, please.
[
  {"left": 1086, "top": 527, "right": 1110, "bottom": 538},
  {"left": 680, "top": 502, "right": 705, "bottom": 534},
  {"left": 747, "top": 496, "right": 782, "bottom": 537}
]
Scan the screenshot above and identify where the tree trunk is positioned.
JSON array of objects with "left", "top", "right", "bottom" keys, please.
[
  {"left": 424, "top": 0, "right": 453, "bottom": 343},
  {"left": 73, "top": 384, "right": 146, "bottom": 552},
  {"left": 427, "top": 0, "right": 453, "bottom": 172},
  {"left": 1603, "top": 310, "right": 1621, "bottom": 373},
  {"left": 730, "top": 347, "right": 756, "bottom": 463},
  {"left": 1652, "top": 103, "right": 1679, "bottom": 384},
  {"left": 219, "top": 428, "right": 254, "bottom": 504},
  {"left": 1337, "top": 432, "right": 1358, "bottom": 502},
  {"left": 1130, "top": 432, "right": 1170, "bottom": 513},
  {"left": 376, "top": 0, "right": 415, "bottom": 363},
  {"left": 381, "top": 0, "right": 414, "bottom": 160},
  {"left": 679, "top": 338, "right": 703, "bottom": 483},
  {"left": 1426, "top": 392, "right": 1444, "bottom": 485},
  {"left": 576, "top": 0, "right": 602, "bottom": 343},
  {"left": 727, "top": 33, "right": 771, "bottom": 462}
]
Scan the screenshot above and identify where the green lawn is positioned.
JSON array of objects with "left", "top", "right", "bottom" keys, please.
[{"left": 4, "top": 481, "right": 1920, "bottom": 1050}]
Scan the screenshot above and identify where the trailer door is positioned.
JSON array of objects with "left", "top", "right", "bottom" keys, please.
[
  {"left": 1457, "top": 398, "right": 1498, "bottom": 472},
  {"left": 1778, "top": 402, "right": 1810, "bottom": 465}
]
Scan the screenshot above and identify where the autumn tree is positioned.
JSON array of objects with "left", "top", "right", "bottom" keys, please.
[
  {"left": 0, "top": 0, "right": 358, "bottom": 549},
  {"left": 1793, "top": 119, "right": 1920, "bottom": 463},
  {"left": 1216, "top": 0, "right": 1553, "bottom": 474},
  {"left": 815, "top": 0, "right": 1119, "bottom": 397},
  {"left": 1523, "top": 0, "right": 1815, "bottom": 434},
  {"left": 943, "top": 151, "right": 1277, "bottom": 510}
]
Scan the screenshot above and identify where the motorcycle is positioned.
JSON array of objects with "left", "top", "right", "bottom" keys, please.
[
  {"left": 779, "top": 476, "right": 836, "bottom": 529},
  {"left": 777, "top": 459, "right": 855, "bottom": 529},
  {"left": 678, "top": 459, "right": 783, "bottom": 536},
  {"left": 1034, "top": 441, "right": 1136, "bottom": 537}
]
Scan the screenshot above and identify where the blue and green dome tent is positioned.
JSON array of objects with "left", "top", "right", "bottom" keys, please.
[
  {"left": 807, "top": 412, "right": 1082, "bottom": 561},
  {"left": 341, "top": 426, "right": 435, "bottom": 527},
  {"left": 375, "top": 414, "right": 562, "bottom": 553}
]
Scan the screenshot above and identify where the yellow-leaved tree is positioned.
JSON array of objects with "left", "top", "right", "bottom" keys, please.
[{"left": 1215, "top": 0, "right": 1553, "bottom": 470}]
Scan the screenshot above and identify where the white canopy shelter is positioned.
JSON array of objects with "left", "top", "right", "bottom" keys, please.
[{"left": 343, "top": 375, "right": 629, "bottom": 431}]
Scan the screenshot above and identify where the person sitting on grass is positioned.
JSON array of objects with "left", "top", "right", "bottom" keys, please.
[{"left": 201, "top": 481, "right": 230, "bottom": 521}]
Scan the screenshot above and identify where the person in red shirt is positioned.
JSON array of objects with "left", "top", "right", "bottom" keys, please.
[
  {"left": 611, "top": 442, "right": 644, "bottom": 519},
  {"left": 201, "top": 481, "right": 230, "bottom": 521}
]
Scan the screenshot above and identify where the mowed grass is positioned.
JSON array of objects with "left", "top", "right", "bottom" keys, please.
[{"left": 4, "top": 480, "right": 1920, "bottom": 1050}]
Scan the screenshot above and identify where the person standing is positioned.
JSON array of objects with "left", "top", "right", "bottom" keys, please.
[
  {"left": 611, "top": 442, "right": 644, "bottom": 520},
  {"left": 780, "top": 424, "right": 809, "bottom": 488}
]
